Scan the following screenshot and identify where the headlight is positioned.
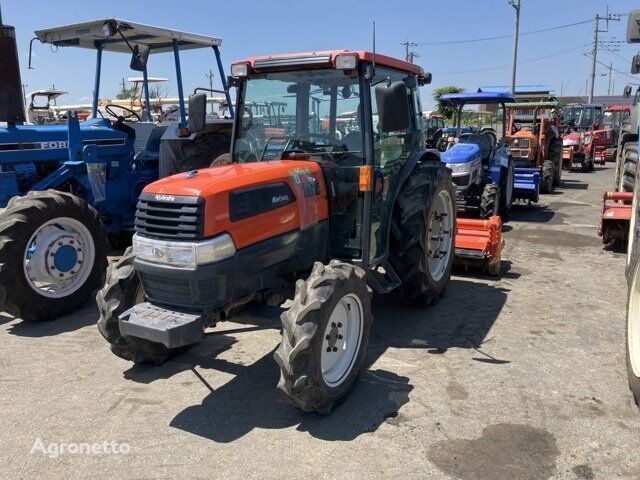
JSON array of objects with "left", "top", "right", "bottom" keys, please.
[
  {"left": 563, "top": 138, "right": 579, "bottom": 146},
  {"left": 335, "top": 53, "right": 358, "bottom": 70},
  {"left": 231, "top": 62, "right": 249, "bottom": 77},
  {"left": 582, "top": 134, "right": 592, "bottom": 144},
  {"left": 132, "top": 233, "right": 236, "bottom": 269},
  {"left": 446, "top": 162, "right": 473, "bottom": 175}
]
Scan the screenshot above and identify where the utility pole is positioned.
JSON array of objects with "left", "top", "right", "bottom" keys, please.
[
  {"left": 205, "top": 69, "right": 215, "bottom": 114},
  {"left": 408, "top": 51, "right": 419, "bottom": 64},
  {"left": 120, "top": 78, "right": 127, "bottom": 98},
  {"left": 401, "top": 41, "right": 418, "bottom": 63},
  {"left": 589, "top": 9, "right": 621, "bottom": 103},
  {"left": 608, "top": 62, "right": 613, "bottom": 96},
  {"left": 508, "top": 0, "right": 521, "bottom": 96},
  {"left": 21, "top": 83, "right": 28, "bottom": 104}
]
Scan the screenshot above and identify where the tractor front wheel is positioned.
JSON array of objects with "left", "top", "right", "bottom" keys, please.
[
  {"left": 388, "top": 162, "right": 456, "bottom": 306},
  {"left": 540, "top": 160, "right": 555, "bottom": 194},
  {"left": 0, "top": 190, "right": 107, "bottom": 321},
  {"left": 274, "top": 261, "right": 373, "bottom": 413},
  {"left": 480, "top": 183, "right": 500, "bottom": 219},
  {"left": 549, "top": 139, "right": 562, "bottom": 187},
  {"left": 97, "top": 247, "right": 183, "bottom": 364},
  {"left": 500, "top": 162, "right": 514, "bottom": 216}
]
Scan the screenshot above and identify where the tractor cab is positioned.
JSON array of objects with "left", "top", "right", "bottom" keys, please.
[
  {"left": 437, "top": 92, "right": 516, "bottom": 217},
  {"left": 561, "top": 103, "right": 606, "bottom": 171},
  {"left": 24, "top": 89, "right": 68, "bottom": 124},
  {"left": 561, "top": 103, "right": 603, "bottom": 132},
  {"left": 226, "top": 50, "right": 435, "bottom": 265}
]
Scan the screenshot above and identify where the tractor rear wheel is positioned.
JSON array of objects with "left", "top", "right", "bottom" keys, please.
[
  {"left": 388, "top": 163, "right": 456, "bottom": 306},
  {"left": 480, "top": 183, "right": 500, "bottom": 219},
  {"left": 621, "top": 142, "right": 639, "bottom": 193},
  {"left": 274, "top": 261, "right": 373, "bottom": 413},
  {"left": 549, "top": 139, "right": 562, "bottom": 187},
  {"left": 540, "top": 160, "right": 555, "bottom": 194},
  {"left": 97, "top": 247, "right": 182, "bottom": 364},
  {"left": 0, "top": 190, "right": 107, "bottom": 321}
]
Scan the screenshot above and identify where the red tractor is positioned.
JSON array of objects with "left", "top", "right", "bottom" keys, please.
[
  {"left": 561, "top": 103, "right": 606, "bottom": 172},
  {"left": 97, "top": 50, "right": 460, "bottom": 413}
]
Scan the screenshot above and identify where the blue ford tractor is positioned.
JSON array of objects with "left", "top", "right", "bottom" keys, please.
[
  {"left": 437, "top": 92, "right": 516, "bottom": 218},
  {"left": 0, "top": 18, "right": 233, "bottom": 321}
]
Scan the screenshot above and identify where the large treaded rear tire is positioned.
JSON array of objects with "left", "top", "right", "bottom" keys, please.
[
  {"left": 621, "top": 142, "right": 639, "bottom": 193},
  {"left": 626, "top": 257, "right": 640, "bottom": 408},
  {"left": 540, "top": 160, "right": 555, "bottom": 194},
  {"left": 549, "top": 139, "right": 562, "bottom": 187},
  {"left": 480, "top": 183, "right": 500, "bottom": 219},
  {"left": 97, "top": 247, "right": 178, "bottom": 364},
  {"left": 274, "top": 261, "right": 373, "bottom": 413},
  {"left": 0, "top": 190, "right": 107, "bottom": 321},
  {"left": 388, "top": 162, "right": 456, "bottom": 306}
]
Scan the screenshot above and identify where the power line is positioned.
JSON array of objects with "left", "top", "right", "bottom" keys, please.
[
  {"left": 433, "top": 43, "right": 588, "bottom": 75},
  {"left": 416, "top": 18, "right": 592, "bottom": 46}
]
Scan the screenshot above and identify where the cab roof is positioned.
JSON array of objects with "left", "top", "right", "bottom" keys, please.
[
  {"left": 34, "top": 18, "right": 222, "bottom": 53},
  {"left": 439, "top": 92, "right": 516, "bottom": 106},
  {"left": 237, "top": 50, "right": 424, "bottom": 75}
]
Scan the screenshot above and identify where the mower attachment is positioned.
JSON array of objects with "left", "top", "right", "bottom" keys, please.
[
  {"left": 513, "top": 167, "right": 540, "bottom": 203},
  {"left": 119, "top": 302, "right": 206, "bottom": 348},
  {"left": 454, "top": 215, "right": 503, "bottom": 276},
  {"left": 599, "top": 191, "right": 632, "bottom": 246}
]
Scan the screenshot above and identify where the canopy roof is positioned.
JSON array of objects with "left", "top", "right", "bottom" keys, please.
[
  {"left": 34, "top": 18, "right": 222, "bottom": 54},
  {"left": 28, "top": 89, "right": 68, "bottom": 99},
  {"left": 439, "top": 92, "right": 516, "bottom": 106}
]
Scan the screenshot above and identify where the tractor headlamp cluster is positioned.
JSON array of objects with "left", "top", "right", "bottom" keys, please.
[
  {"left": 335, "top": 53, "right": 358, "bottom": 70},
  {"left": 231, "top": 62, "right": 250, "bottom": 77},
  {"left": 132, "top": 233, "right": 236, "bottom": 269},
  {"left": 445, "top": 162, "right": 473, "bottom": 175},
  {"left": 510, "top": 138, "right": 530, "bottom": 148}
]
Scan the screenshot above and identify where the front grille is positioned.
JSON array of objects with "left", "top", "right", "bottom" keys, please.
[
  {"left": 135, "top": 193, "right": 204, "bottom": 240},
  {"left": 139, "top": 271, "right": 218, "bottom": 307}
]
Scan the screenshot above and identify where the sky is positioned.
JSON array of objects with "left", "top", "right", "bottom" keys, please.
[{"left": 3, "top": 0, "right": 640, "bottom": 110}]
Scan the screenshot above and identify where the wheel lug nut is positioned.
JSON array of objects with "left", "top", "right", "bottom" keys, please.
[
  {"left": 337, "top": 322, "right": 342, "bottom": 328},
  {"left": 331, "top": 322, "right": 336, "bottom": 328},
  {"left": 326, "top": 347, "right": 332, "bottom": 353},
  {"left": 325, "top": 335, "right": 331, "bottom": 340},
  {"left": 338, "top": 334, "right": 343, "bottom": 339},
  {"left": 332, "top": 347, "right": 338, "bottom": 352}
]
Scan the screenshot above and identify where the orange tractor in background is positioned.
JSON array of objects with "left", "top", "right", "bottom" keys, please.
[{"left": 506, "top": 101, "right": 563, "bottom": 199}]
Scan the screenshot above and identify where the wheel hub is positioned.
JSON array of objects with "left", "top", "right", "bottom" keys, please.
[
  {"left": 49, "top": 236, "right": 84, "bottom": 278},
  {"left": 427, "top": 190, "right": 454, "bottom": 281}
]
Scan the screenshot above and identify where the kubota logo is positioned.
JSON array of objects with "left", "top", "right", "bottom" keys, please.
[
  {"left": 151, "top": 248, "right": 165, "bottom": 258},
  {"left": 154, "top": 194, "right": 175, "bottom": 202}
]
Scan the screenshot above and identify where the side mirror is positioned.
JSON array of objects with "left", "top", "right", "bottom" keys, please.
[
  {"left": 375, "top": 81, "right": 410, "bottom": 133},
  {"left": 624, "top": 85, "right": 633, "bottom": 98},
  {"left": 627, "top": 10, "right": 640, "bottom": 43},
  {"left": 227, "top": 75, "right": 242, "bottom": 88},
  {"left": 130, "top": 45, "right": 150, "bottom": 72},
  {"left": 418, "top": 73, "right": 432, "bottom": 86},
  {"left": 632, "top": 54, "right": 640, "bottom": 74},
  {"left": 187, "top": 93, "right": 207, "bottom": 133}
]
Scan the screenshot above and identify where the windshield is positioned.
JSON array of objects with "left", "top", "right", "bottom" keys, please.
[
  {"left": 233, "top": 69, "right": 363, "bottom": 163},
  {"left": 562, "top": 106, "right": 600, "bottom": 128},
  {"left": 603, "top": 110, "right": 622, "bottom": 129}
]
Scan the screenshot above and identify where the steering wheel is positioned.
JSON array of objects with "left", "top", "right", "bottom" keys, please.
[{"left": 105, "top": 104, "right": 141, "bottom": 122}]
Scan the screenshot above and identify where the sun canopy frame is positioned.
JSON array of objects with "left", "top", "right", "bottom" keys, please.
[{"left": 34, "top": 18, "right": 222, "bottom": 54}]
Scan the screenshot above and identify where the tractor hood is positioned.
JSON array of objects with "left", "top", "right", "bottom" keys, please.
[
  {"left": 440, "top": 143, "right": 481, "bottom": 164},
  {"left": 142, "top": 160, "right": 329, "bottom": 249}
]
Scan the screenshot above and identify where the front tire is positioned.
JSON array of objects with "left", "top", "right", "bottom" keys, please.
[
  {"left": 0, "top": 190, "right": 107, "bottom": 321},
  {"left": 540, "top": 160, "right": 555, "bottom": 194},
  {"left": 626, "top": 257, "right": 640, "bottom": 407},
  {"left": 480, "top": 183, "right": 500, "bottom": 219},
  {"left": 388, "top": 162, "right": 456, "bottom": 306},
  {"left": 274, "top": 261, "right": 373, "bottom": 413},
  {"left": 97, "top": 247, "right": 179, "bottom": 364},
  {"left": 500, "top": 161, "right": 514, "bottom": 216},
  {"left": 549, "top": 139, "right": 562, "bottom": 187}
]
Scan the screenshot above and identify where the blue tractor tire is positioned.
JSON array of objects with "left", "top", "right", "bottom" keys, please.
[{"left": 0, "top": 190, "right": 107, "bottom": 321}]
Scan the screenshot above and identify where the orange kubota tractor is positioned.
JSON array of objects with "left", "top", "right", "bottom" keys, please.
[{"left": 97, "top": 50, "right": 458, "bottom": 413}]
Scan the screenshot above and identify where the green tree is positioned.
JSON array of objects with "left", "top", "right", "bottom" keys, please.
[
  {"left": 432, "top": 85, "right": 464, "bottom": 121},
  {"left": 116, "top": 86, "right": 137, "bottom": 100}
]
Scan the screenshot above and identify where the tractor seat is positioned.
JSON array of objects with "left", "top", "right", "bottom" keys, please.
[{"left": 458, "top": 133, "right": 493, "bottom": 160}]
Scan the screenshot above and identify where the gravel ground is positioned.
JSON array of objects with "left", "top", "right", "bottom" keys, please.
[{"left": 0, "top": 163, "right": 637, "bottom": 479}]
